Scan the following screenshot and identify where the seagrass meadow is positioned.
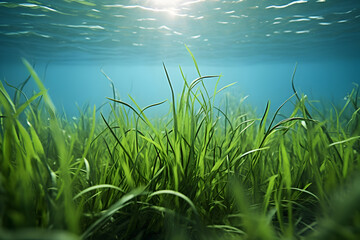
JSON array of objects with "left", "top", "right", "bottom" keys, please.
[{"left": 1, "top": 51, "right": 360, "bottom": 240}]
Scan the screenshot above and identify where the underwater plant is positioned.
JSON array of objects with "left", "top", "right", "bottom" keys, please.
[{"left": 0, "top": 49, "right": 359, "bottom": 240}]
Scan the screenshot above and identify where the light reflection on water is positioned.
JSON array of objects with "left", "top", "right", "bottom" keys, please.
[{"left": 0, "top": 0, "right": 359, "bottom": 63}]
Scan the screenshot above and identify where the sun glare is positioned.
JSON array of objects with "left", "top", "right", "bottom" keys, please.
[{"left": 148, "top": 0, "right": 184, "bottom": 8}]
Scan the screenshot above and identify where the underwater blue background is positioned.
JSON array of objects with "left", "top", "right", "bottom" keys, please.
[{"left": 0, "top": 0, "right": 359, "bottom": 116}]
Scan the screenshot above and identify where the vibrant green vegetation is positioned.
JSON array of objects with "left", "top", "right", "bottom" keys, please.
[{"left": 0, "top": 50, "right": 359, "bottom": 240}]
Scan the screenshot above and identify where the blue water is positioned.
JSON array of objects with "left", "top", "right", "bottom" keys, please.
[{"left": 1, "top": 0, "right": 359, "bottom": 116}]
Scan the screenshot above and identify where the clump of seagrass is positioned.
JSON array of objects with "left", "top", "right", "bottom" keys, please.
[{"left": 0, "top": 48, "right": 359, "bottom": 240}]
